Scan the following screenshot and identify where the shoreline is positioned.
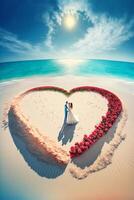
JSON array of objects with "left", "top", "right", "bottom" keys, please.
[
  {"left": 0, "top": 74, "right": 134, "bottom": 86},
  {"left": 0, "top": 57, "right": 134, "bottom": 64}
]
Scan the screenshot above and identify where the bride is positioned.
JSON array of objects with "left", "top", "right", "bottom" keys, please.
[{"left": 66, "top": 102, "right": 79, "bottom": 125}]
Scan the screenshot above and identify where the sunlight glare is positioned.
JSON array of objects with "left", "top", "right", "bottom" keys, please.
[
  {"left": 64, "top": 14, "right": 76, "bottom": 30},
  {"left": 57, "top": 59, "right": 84, "bottom": 72}
]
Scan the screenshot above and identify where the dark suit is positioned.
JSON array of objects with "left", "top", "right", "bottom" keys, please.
[{"left": 64, "top": 103, "right": 68, "bottom": 122}]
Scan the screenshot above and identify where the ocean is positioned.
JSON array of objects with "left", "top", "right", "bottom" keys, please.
[{"left": 0, "top": 59, "right": 134, "bottom": 82}]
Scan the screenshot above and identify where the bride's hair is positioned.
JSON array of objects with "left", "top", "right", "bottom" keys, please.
[{"left": 70, "top": 102, "right": 73, "bottom": 109}]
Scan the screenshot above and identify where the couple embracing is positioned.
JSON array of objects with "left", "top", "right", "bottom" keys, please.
[{"left": 64, "top": 101, "right": 79, "bottom": 125}]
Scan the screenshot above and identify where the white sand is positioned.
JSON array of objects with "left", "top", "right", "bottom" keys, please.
[
  {"left": 19, "top": 90, "right": 108, "bottom": 151},
  {"left": 0, "top": 75, "right": 134, "bottom": 200},
  {"left": 11, "top": 84, "right": 127, "bottom": 178}
]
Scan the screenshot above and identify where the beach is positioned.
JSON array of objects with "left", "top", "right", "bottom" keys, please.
[{"left": 0, "top": 75, "right": 134, "bottom": 200}]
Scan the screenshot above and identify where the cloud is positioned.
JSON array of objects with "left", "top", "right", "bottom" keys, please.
[
  {"left": 71, "top": 17, "right": 134, "bottom": 58},
  {"left": 0, "top": 28, "right": 35, "bottom": 54},
  {"left": 0, "top": 27, "right": 59, "bottom": 60},
  {"left": 57, "top": 0, "right": 97, "bottom": 22},
  {"left": 0, "top": 0, "right": 134, "bottom": 61},
  {"left": 0, "top": 28, "right": 50, "bottom": 59},
  {"left": 43, "top": 13, "right": 56, "bottom": 48},
  {"left": 43, "top": 0, "right": 94, "bottom": 48},
  {"left": 43, "top": 0, "right": 134, "bottom": 58}
]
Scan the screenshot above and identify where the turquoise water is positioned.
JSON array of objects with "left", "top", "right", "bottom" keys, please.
[
  {"left": 0, "top": 59, "right": 65, "bottom": 82},
  {"left": 0, "top": 59, "right": 134, "bottom": 82},
  {"left": 75, "top": 59, "right": 134, "bottom": 80}
]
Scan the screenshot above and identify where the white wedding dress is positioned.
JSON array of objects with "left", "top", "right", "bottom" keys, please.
[{"left": 66, "top": 108, "right": 79, "bottom": 125}]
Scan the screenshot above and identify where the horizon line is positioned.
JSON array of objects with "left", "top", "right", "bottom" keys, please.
[{"left": 0, "top": 57, "right": 134, "bottom": 64}]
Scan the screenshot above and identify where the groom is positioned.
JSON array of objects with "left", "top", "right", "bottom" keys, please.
[{"left": 64, "top": 101, "right": 69, "bottom": 123}]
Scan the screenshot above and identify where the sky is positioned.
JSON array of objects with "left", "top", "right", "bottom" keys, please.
[{"left": 0, "top": 0, "right": 134, "bottom": 62}]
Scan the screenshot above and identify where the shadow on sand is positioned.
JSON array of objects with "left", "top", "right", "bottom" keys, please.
[
  {"left": 71, "top": 115, "right": 122, "bottom": 169},
  {"left": 8, "top": 109, "right": 67, "bottom": 179},
  {"left": 58, "top": 121, "right": 77, "bottom": 145},
  {"left": 8, "top": 107, "right": 122, "bottom": 177}
]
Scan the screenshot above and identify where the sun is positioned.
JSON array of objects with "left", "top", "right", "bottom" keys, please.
[{"left": 63, "top": 14, "right": 76, "bottom": 30}]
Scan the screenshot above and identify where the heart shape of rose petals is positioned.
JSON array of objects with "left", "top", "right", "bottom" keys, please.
[{"left": 9, "top": 86, "right": 122, "bottom": 165}]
